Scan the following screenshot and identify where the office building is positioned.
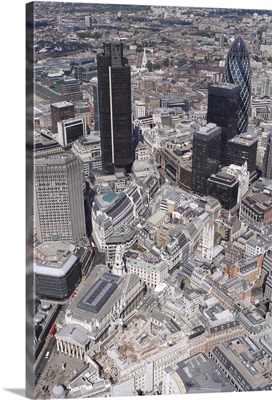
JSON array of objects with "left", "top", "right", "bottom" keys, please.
[
  {"left": 207, "top": 171, "right": 239, "bottom": 210},
  {"left": 240, "top": 181, "right": 272, "bottom": 224},
  {"left": 223, "top": 35, "right": 251, "bottom": 134},
  {"left": 162, "top": 352, "right": 234, "bottom": 395},
  {"left": 263, "top": 133, "right": 272, "bottom": 179},
  {"left": 97, "top": 42, "right": 133, "bottom": 174},
  {"left": 210, "top": 336, "right": 272, "bottom": 391},
  {"left": 36, "top": 76, "right": 82, "bottom": 104},
  {"left": 90, "top": 77, "right": 100, "bottom": 131},
  {"left": 57, "top": 116, "right": 87, "bottom": 147},
  {"left": 34, "top": 241, "right": 81, "bottom": 300},
  {"left": 191, "top": 123, "right": 221, "bottom": 195},
  {"left": 207, "top": 83, "right": 240, "bottom": 165},
  {"left": 35, "top": 153, "right": 86, "bottom": 243},
  {"left": 265, "top": 269, "right": 272, "bottom": 303},
  {"left": 227, "top": 134, "right": 258, "bottom": 174},
  {"left": 261, "top": 248, "right": 272, "bottom": 283},
  {"left": 222, "top": 163, "right": 250, "bottom": 203},
  {"left": 251, "top": 71, "right": 272, "bottom": 98},
  {"left": 51, "top": 101, "right": 75, "bottom": 133},
  {"left": 132, "top": 100, "right": 146, "bottom": 119},
  {"left": 72, "top": 132, "right": 102, "bottom": 176},
  {"left": 85, "top": 15, "right": 92, "bottom": 29}
]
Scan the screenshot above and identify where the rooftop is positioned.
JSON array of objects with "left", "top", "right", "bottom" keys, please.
[
  {"left": 176, "top": 352, "right": 235, "bottom": 393},
  {"left": 56, "top": 324, "right": 89, "bottom": 346}
]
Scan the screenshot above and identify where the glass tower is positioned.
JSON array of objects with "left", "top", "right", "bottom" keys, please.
[
  {"left": 223, "top": 36, "right": 251, "bottom": 134},
  {"left": 207, "top": 82, "right": 240, "bottom": 166},
  {"left": 191, "top": 123, "right": 221, "bottom": 196},
  {"left": 97, "top": 42, "right": 133, "bottom": 174}
]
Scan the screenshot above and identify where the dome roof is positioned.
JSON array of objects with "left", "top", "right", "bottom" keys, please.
[
  {"left": 52, "top": 384, "right": 67, "bottom": 399},
  {"left": 41, "top": 302, "right": 51, "bottom": 311},
  {"left": 33, "top": 315, "right": 44, "bottom": 324}
]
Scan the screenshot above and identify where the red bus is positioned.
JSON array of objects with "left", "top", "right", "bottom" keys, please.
[{"left": 49, "top": 323, "right": 56, "bottom": 337}]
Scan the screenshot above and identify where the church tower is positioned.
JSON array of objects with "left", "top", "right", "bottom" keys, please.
[{"left": 112, "top": 245, "right": 125, "bottom": 276}]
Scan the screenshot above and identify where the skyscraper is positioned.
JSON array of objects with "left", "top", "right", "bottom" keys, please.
[
  {"left": 97, "top": 42, "right": 133, "bottom": 174},
  {"left": 207, "top": 83, "right": 240, "bottom": 165},
  {"left": 191, "top": 123, "right": 221, "bottom": 196},
  {"left": 85, "top": 16, "right": 92, "bottom": 29},
  {"left": 223, "top": 35, "right": 251, "bottom": 134},
  {"left": 35, "top": 153, "right": 86, "bottom": 243}
]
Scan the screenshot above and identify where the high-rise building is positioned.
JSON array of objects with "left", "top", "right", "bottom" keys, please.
[
  {"left": 51, "top": 101, "right": 75, "bottom": 133},
  {"left": 85, "top": 16, "right": 92, "bottom": 29},
  {"left": 191, "top": 123, "right": 221, "bottom": 195},
  {"left": 35, "top": 153, "right": 86, "bottom": 243},
  {"left": 223, "top": 35, "right": 251, "bottom": 134},
  {"left": 219, "top": 33, "right": 225, "bottom": 47},
  {"left": 263, "top": 133, "right": 272, "bottom": 179},
  {"left": 97, "top": 42, "right": 133, "bottom": 174},
  {"left": 207, "top": 83, "right": 240, "bottom": 165},
  {"left": 227, "top": 134, "right": 258, "bottom": 174}
]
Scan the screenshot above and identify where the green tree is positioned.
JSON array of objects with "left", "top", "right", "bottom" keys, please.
[
  {"left": 162, "top": 58, "right": 170, "bottom": 67},
  {"left": 146, "top": 60, "right": 153, "bottom": 71},
  {"left": 153, "top": 62, "right": 161, "bottom": 70}
]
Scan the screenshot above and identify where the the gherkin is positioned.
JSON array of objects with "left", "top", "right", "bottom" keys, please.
[{"left": 223, "top": 36, "right": 251, "bottom": 134}]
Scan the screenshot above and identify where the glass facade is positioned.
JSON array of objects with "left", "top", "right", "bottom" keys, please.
[
  {"left": 207, "top": 83, "right": 240, "bottom": 165},
  {"left": 97, "top": 42, "right": 133, "bottom": 174},
  {"left": 223, "top": 36, "right": 251, "bottom": 134},
  {"left": 191, "top": 124, "right": 221, "bottom": 196}
]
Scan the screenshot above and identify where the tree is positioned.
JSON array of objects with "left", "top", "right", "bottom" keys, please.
[
  {"left": 162, "top": 58, "right": 170, "bottom": 67},
  {"left": 146, "top": 60, "right": 153, "bottom": 71},
  {"left": 153, "top": 62, "right": 161, "bottom": 70}
]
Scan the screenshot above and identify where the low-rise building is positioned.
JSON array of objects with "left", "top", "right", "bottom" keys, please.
[
  {"left": 210, "top": 336, "right": 272, "bottom": 391},
  {"left": 65, "top": 267, "right": 145, "bottom": 343},
  {"left": 34, "top": 241, "right": 81, "bottom": 301},
  {"left": 162, "top": 352, "right": 234, "bottom": 395},
  {"left": 240, "top": 180, "right": 272, "bottom": 224},
  {"left": 125, "top": 251, "right": 168, "bottom": 289}
]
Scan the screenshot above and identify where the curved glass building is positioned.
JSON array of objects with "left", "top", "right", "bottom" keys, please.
[{"left": 223, "top": 36, "right": 251, "bottom": 134}]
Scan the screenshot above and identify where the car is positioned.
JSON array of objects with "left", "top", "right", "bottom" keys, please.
[{"left": 45, "top": 351, "right": 50, "bottom": 359}]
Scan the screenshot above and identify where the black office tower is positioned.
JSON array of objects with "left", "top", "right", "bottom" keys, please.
[
  {"left": 207, "top": 83, "right": 240, "bottom": 165},
  {"left": 191, "top": 123, "right": 221, "bottom": 196},
  {"left": 227, "top": 134, "right": 258, "bottom": 174},
  {"left": 207, "top": 172, "right": 239, "bottom": 210},
  {"left": 97, "top": 42, "right": 133, "bottom": 174}
]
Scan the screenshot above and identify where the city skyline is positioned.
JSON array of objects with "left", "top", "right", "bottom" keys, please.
[{"left": 25, "top": 1, "right": 272, "bottom": 399}]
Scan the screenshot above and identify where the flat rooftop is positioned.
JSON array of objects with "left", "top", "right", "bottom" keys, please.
[
  {"left": 77, "top": 273, "right": 123, "bottom": 314},
  {"left": 67, "top": 266, "right": 141, "bottom": 323},
  {"left": 51, "top": 101, "right": 73, "bottom": 108}
]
